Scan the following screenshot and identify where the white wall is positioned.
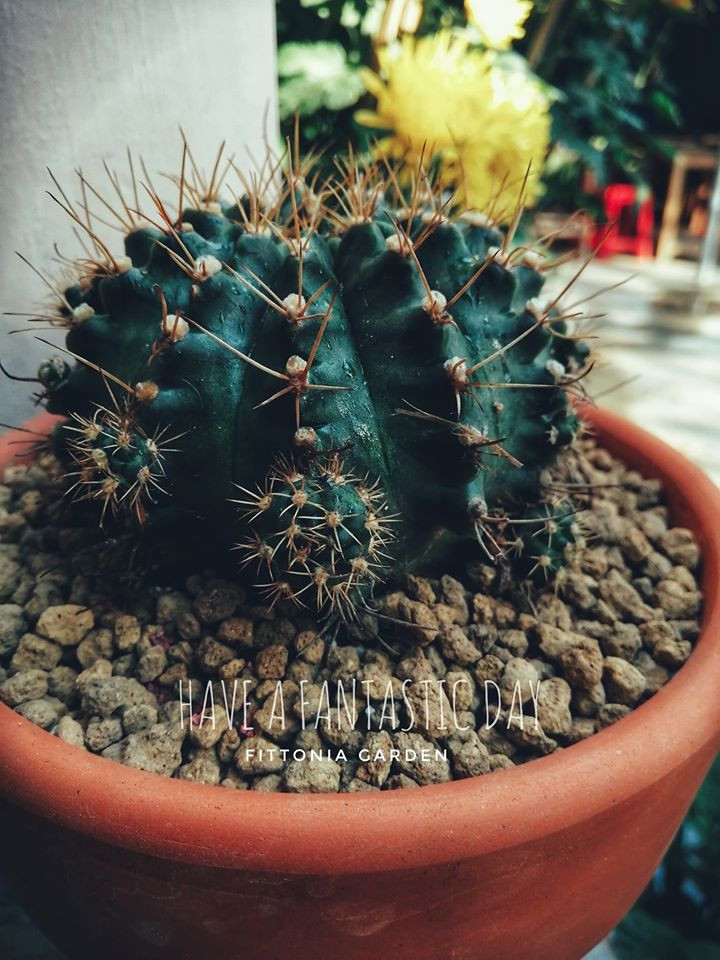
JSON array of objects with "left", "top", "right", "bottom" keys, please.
[{"left": 0, "top": 0, "right": 278, "bottom": 425}]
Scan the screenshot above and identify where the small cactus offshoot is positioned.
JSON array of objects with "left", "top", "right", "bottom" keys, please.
[{"left": 13, "top": 138, "right": 592, "bottom": 617}]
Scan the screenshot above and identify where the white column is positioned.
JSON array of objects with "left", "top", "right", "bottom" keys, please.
[{"left": 0, "top": 0, "right": 278, "bottom": 425}]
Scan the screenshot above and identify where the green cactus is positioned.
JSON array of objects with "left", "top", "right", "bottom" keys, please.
[{"left": 26, "top": 144, "right": 589, "bottom": 614}]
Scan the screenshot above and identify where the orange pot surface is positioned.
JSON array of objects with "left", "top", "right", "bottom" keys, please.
[{"left": 0, "top": 407, "right": 718, "bottom": 960}]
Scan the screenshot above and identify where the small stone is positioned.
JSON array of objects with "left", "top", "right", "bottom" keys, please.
[
  {"left": 404, "top": 679, "right": 452, "bottom": 738},
  {"left": 557, "top": 636, "right": 603, "bottom": 690},
  {"left": 295, "top": 630, "right": 325, "bottom": 663},
  {"left": 597, "top": 703, "right": 631, "bottom": 728},
  {"left": 473, "top": 655, "right": 505, "bottom": 686},
  {"left": 392, "top": 731, "right": 451, "bottom": 785},
  {"left": 599, "top": 569, "right": 656, "bottom": 623},
  {"left": 489, "top": 754, "right": 515, "bottom": 771},
  {"left": 536, "top": 677, "right": 572, "bottom": 736},
  {"left": 500, "top": 658, "right": 540, "bottom": 707},
  {"left": 76, "top": 659, "right": 113, "bottom": 694},
  {"left": 81, "top": 676, "right": 156, "bottom": 717},
  {"left": 0, "top": 669, "right": 48, "bottom": 706},
  {"left": 448, "top": 730, "right": 490, "bottom": 778},
  {"left": 406, "top": 574, "right": 437, "bottom": 606},
  {"left": 633, "top": 651, "right": 670, "bottom": 695},
  {"left": 47, "top": 665, "right": 78, "bottom": 702},
  {"left": 536, "top": 623, "right": 572, "bottom": 660},
  {"left": 505, "top": 714, "right": 557, "bottom": 754},
  {"left": 439, "top": 575, "right": 469, "bottom": 625},
  {"left": 188, "top": 709, "right": 228, "bottom": 749},
  {"left": 439, "top": 625, "right": 482, "bottom": 666},
  {"left": 472, "top": 594, "right": 495, "bottom": 625},
  {"left": 639, "top": 619, "right": 674, "bottom": 653},
  {"left": 637, "top": 511, "right": 668, "bottom": 543},
  {"left": 535, "top": 595, "right": 572, "bottom": 630},
  {"left": 642, "top": 550, "right": 673, "bottom": 582},
  {"left": 386, "top": 773, "right": 420, "bottom": 790},
  {"left": 193, "top": 581, "right": 243, "bottom": 624},
  {"left": 195, "top": 637, "right": 235, "bottom": 674},
  {"left": 653, "top": 579, "right": 700, "bottom": 619},
  {"left": 177, "top": 750, "right": 221, "bottom": 785},
  {"left": 348, "top": 777, "right": 379, "bottom": 792},
  {"left": 672, "top": 619, "right": 699, "bottom": 642},
  {"left": 619, "top": 526, "right": 652, "bottom": 565},
  {"left": 396, "top": 597, "right": 440, "bottom": 646},
  {"left": 559, "top": 571, "right": 597, "bottom": 612},
  {"left": 0, "top": 604, "right": 26, "bottom": 657},
  {"left": 217, "top": 617, "right": 254, "bottom": 648},
  {"left": 252, "top": 773, "right": 283, "bottom": 792},
  {"left": 601, "top": 623, "right": 641, "bottom": 660},
  {"left": 478, "top": 725, "right": 517, "bottom": 757},
  {"left": 571, "top": 682, "right": 605, "bottom": 719},
  {"left": 217, "top": 658, "right": 247, "bottom": 681},
  {"left": 220, "top": 769, "right": 249, "bottom": 790},
  {"left": 255, "top": 644, "right": 289, "bottom": 680},
  {"left": 76, "top": 628, "right": 114, "bottom": 668},
  {"left": 284, "top": 756, "right": 341, "bottom": 793},
  {"left": 0, "top": 556, "right": 22, "bottom": 601},
  {"left": 579, "top": 547, "right": 610, "bottom": 579},
  {"left": 85, "top": 715, "right": 124, "bottom": 752},
  {"left": 24, "top": 582, "right": 65, "bottom": 623},
  {"left": 565, "top": 717, "right": 596, "bottom": 744},
  {"left": 122, "top": 703, "right": 158, "bottom": 734},
  {"left": 9, "top": 633, "right": 62, "bottom": 672},
  {"left": 119, "top": 722, "right": 184, "bottom": 776},
  {"left": 16, "top": 697, "right": 59, "bottom": 728},
  {"left": 652, "top": 634, "right": 692, "bottom": 670},
  {"left": 36, "top": 604, "right": 93, "bottom": 645},
  {"left": 255, "top": 618, "right": 297, "bottom": 648},
  {"left": 156, "top": 591, "right": 192, "bottom": 625},
  {"left": 356, "top": 730, "right": 393, "bottom": 787},
  {"left": 603, "top": 657, "right": 647, "bottom": 705},
  {"left": 54, "top": 715, "right": 85, "bottom": 748},
  {"left": 134, "top": 645, "right": 168, "bottom": 683},
  {"left": 658, "top": 528, "right": 699, "bottom": 569},
  {"left": 234, "top": 736, "right": 284, "bottom": 775},
  {"left": 177, "top": 611, "right": 202, "bottom": 641},
  {"left": 446, "top": 669, "right": 476, "bottom": 712},
  {"left": 113, "top": 614, "right": 141, "bottom": 652},
  {"left": 157, "top": 663, "right": 186, "bottom": 687},
  {"left": 217, "top": 728, "right": 242, "bottom": 764},
  {"left": 495, "top": 629, "right": 529, "bottom": 657}
]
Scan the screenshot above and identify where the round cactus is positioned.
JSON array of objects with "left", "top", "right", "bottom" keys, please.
[{"left": 22, "top": 143, "right": 590, "bottom": 614}]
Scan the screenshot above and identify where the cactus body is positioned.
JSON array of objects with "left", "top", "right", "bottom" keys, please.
[{"left": 35, "top": 151, "right": 589, "bottom": 612}]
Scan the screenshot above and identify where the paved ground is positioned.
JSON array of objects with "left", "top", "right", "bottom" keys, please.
[
  {"left": 3, "top": 253, "right": 718, "bottom": 960},
  {"left": 550, "top": 254, "right": 720, "bottom": 482}
]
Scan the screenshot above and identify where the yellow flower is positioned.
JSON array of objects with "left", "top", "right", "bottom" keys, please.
[
  {"left": 357, "top": 32, "right": 550, "bottom": 219},
  {"left": 465, "top": 0, "right": 533, "bottom": 51}
]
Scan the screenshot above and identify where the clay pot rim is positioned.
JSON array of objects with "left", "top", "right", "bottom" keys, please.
[{"left": 0, "top": 407, "right": 718, "bottom": 876}]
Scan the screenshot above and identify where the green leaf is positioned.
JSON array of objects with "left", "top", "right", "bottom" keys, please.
[{"left": 277, "top": 41, "right": 366, "bottom": 119}]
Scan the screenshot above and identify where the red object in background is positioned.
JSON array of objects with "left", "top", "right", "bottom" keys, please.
[{"left": 595, "top": 184, "right": 655, "bottom": 258}]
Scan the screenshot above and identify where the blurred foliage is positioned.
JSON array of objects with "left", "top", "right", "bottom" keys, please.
[
  {"left": 615, "top": 757, "right": 720, "bottom": 959},
  {"left": 275, "top": 0, "right": 715, "bottom": 215},
  {"left": 275, "top": 0, "right": 383, "bottom": 161},
  {"left": 521, "top": 0, "right": 711, "bottom": 211}
]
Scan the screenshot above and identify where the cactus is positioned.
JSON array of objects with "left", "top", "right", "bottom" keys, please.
[{"left": 20, "top": 143, "right": 590, "bottom": 615}]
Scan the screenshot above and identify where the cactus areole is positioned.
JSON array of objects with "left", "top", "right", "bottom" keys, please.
[{"left": 30, "top": 146, "right": 590, "bottom": 616}]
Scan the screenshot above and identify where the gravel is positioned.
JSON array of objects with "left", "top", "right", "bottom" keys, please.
[{"left": 0, "top": 440, "right": 703, "bottom": 792}]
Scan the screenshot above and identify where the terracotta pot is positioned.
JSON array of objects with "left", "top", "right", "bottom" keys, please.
[{"left": 0, "top": 408, "right": 718, "bottom": 960}]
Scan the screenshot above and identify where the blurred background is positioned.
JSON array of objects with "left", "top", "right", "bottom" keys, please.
[{"left": 1, "top": 0, "right": 719, "bottom": 957}]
